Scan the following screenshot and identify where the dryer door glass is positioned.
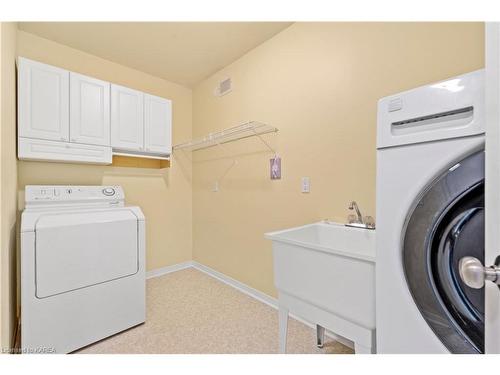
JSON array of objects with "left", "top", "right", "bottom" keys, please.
[{"left": 403, "top": 150, "right": 484, "bottom": 354}]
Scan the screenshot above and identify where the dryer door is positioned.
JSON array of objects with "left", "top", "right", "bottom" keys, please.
[
  {"left": 403, "top": 150, "right": 485, "bottom": 353},
  {"left": 35, "top": 209, "right": 139, "bottom": 298}
]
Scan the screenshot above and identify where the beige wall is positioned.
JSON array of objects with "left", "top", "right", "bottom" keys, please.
[
  {"left": 192, "top": 22, "right": 485, "bottom": 297},
  {"left": 16, "top": 30, "right": 193, "bottom": 273},
  {"left": 0, "top": 22, "right": 18, "bottom": 350}
]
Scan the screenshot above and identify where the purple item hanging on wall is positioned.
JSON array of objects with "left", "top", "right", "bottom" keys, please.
[{"left": 270, "top": 156, "right": 281, "bottom": 180}]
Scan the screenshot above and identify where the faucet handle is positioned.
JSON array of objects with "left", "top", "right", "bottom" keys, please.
[
  {"left": 347, "top": 214, "right": 357, "bottom": 224},
  {"left": 364, "top": 216, "right": 376, "bottom": 229}
]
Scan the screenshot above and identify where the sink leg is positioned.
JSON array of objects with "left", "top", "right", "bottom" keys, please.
[
  {"left": 279, "top": 306, "right": 289, "bottom": 354},
  {"left": 316, "top": 325, "right": 325, "bottom": 348},
  {"left": 354, "top": 342, "right": 374, "bottom": 354}
]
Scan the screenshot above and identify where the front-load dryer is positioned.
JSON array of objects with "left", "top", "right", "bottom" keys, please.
[
  {"left": 21, "top": 185, "right": 146, "bottom": 353},
  {"left": 376, "top": 70, "right": 485, "bottom": 353}
]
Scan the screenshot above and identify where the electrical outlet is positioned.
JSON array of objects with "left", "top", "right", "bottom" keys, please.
[{"left": 301, "top": 177, "right": 310, "bottom": 193}]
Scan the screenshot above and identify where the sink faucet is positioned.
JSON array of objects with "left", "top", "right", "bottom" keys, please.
[
  {"left": 348, "top": 201, "right": 364, "bottom": 224},
  {"left": 346, "top": 201, "right": 375, "bottom": 230}
]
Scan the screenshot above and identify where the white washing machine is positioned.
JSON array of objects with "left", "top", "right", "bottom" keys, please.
[
  {"left": 21, "top": 185, "right": 146, "bottom": 353},
  {"left": 376, "top": 70, "right": 486, "bottom": 353}
]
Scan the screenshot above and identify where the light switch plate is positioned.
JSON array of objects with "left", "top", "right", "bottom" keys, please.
[{"left": 301, "top": 177, "right": 310, "bottom": 193}]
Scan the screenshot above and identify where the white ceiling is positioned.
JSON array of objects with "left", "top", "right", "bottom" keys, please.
[{"left": 18, "top": 22, "right": 293, "bottom": 87}]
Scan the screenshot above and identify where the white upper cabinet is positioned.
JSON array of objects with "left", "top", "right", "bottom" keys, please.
[
  {"left": 18, "top": 57, "right": 70, "bottom": 142},
  {"left": 111, "top": 84, "right": 144, "bottom": 152},
  {"left": 70, "top": 73, "right": 110, "bottom": 146},
  {"left": 144, "top": 94, "right": 172, "bottom": 155},
  {"left": 18, "top": 57, "right": 172, "bottom": 165}
]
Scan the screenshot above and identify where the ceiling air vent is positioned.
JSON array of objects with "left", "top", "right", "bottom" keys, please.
[{"left": 214, "top": 77, "right": 232, "bottom": 97}]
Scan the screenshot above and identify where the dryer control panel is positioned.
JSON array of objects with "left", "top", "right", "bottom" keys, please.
[{"left": 25, "top": 185, "right": 125, "bottom": 208}]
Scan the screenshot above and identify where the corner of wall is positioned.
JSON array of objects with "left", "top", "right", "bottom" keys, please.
[{"left": 0, "top": 21, "right": 19, "bottom": 352}]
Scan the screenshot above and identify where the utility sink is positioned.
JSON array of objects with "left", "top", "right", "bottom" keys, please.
[
  {"left": 265, "top": 221, "right": 376, "bottom": 354},
  {"left": 265, "top": 221, "right": 375, "bottom": 262}
]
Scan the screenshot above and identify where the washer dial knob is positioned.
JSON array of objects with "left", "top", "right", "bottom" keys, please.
[{"left": 102, "top": 187, "right": 116, "bottom": 196}]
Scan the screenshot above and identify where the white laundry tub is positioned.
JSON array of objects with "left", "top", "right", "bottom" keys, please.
[{"left": 265, "top": 221, "right": 376, "bottom": 354}]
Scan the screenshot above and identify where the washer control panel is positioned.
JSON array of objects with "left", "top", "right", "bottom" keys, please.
[{"left": 25, "top": 185, "right": 125, "bottom": 207}]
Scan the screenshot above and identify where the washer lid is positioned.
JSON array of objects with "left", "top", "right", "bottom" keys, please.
[
  {"left": 34, "top": 209, "right": 139, "bottom": 298},
  {"left": 21, "top": 206, "right": 144, "bottom": 232}
]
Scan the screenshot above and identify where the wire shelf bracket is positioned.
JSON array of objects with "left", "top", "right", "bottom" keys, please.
[{"left": 173, "top": 121, "right": 278, "bottom": 192}]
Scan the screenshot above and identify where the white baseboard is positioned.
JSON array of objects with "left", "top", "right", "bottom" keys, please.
[
  {"left": 147, "top": 261, "right": 354, "bottom": 349},
  {"left": 191, "top": 261, "right": 278, "bottom": 309},
  {"left": 146, "top": 261, "right": 194, "bottom": 279}
]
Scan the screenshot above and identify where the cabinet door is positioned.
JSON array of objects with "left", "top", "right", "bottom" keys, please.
[
  {"left": 70, "top": 73, "right": 110, "bottom": 146},
  {"left": 144, "top": 94, "right": 172, "bottom": 155},
  {"left": 111, "top": 84, "right": 144, "bottom": 151},
  {"left": 18, "top": 57, "right": 70, "bottom": 141}
]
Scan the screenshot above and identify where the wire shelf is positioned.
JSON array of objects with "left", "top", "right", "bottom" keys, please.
[{"left": 173, "top": 121, "right": 278, "bottom": 152}]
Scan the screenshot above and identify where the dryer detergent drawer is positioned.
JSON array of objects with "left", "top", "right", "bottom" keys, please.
[{"left": 34, "top": 210, "right": 138, "bottom": 298}]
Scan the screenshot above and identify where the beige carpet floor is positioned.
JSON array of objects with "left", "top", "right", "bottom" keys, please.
[{"left": 77, "top": 268, "right": 353, "bottom": 354}]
